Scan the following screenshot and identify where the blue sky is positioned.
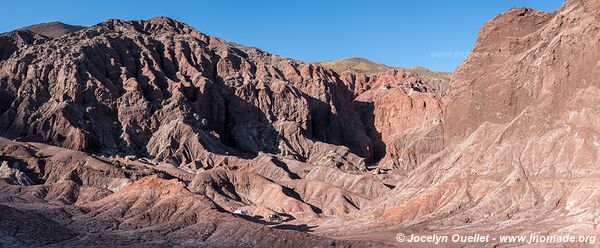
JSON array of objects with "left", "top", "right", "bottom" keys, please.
[{"left": 2, "top": 0, "right": 563, "bottom": 72}]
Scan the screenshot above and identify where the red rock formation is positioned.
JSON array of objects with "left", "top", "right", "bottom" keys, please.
[
  {"left": 330, "top": 1, "right": 600, "bottom": 244},
  {"left": 0, "top": 139, "right": 388, "bottom": 247},
  {"left": 0, "top": 17, "right": 377, "bottom": 171},
  {"left": 354, "top": 86, "right": 443, "bottom": 171},
  {"left": 5, "top": 1, "right": 599, "bottom": 245}
]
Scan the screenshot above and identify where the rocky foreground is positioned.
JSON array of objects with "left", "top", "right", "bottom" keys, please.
[{"left": 1, "top": 0, "right": 600, "bottom": 247}]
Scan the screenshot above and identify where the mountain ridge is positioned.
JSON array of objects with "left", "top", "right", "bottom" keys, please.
[
  {"left": 2, "top": 1, "right": 600, "bottom": 246},
  {"left": 318, "top": 57, "right": 452, "bottom": 95}
]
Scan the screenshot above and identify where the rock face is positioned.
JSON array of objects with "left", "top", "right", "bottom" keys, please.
[
  {"left": 0, "top": 17, "right": 445, "bottom": 175},
  {"left": 342, "top": 0, "right": 600, "bottom": 242},
  {"left": 354, "top": 86, "right": 443, "bottom": 171},
  {"left": 319, "top": 57, "right": 452, "bottom": 96},
  {"left": 3, "top": 0, "right": 600, "bottom": 246},
  {"left": 0, "top": 30, "right": 46, "bottom": 61},
  {"left": 0, "top": 22, "right": 83, "bottom": 61},
  {"left": 0, "top": 138, "right": 387, "bottom": 247},
  {"left": 0, "top": 17, "right": 387, "bottom": 172},
  {"left": 0, "top": 16, "right": 442, "bottom": 247}
]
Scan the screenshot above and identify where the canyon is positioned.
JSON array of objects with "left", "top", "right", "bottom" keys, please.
[{"left": 1, "top": 0, "right": 600, "bottom": 247}]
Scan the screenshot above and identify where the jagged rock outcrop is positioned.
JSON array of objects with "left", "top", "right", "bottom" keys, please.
[
  {"left": 188, "top": 168, "right": 321, "bottom": 219},
  {"left": 0, "top": 22, "right": 83, "bottom": 62},
  {"left": 0, "top": 17, "right": 451, "bottom": 175},
  {"left": 0, "top": 160, "right": 34, "bottom": 185},
  {"left": 0, "top": 137, "right": 389, "bottom": 247},
  {"left": 354, "top": 86, "right": 443, "bottom": 171},
  {"left": 327, "top": 1, "right": 600, "bottom": 244},
  {"left": 0, "top": 17, "right": 380, "bottom": 171},
  {"left": 320, "top": 57, "right": 452, "bottom": 96},
  {"left": 5, "top": 1, "right": 598, "bottom": 245},
  {"left": 186, "top": 152, "right": 393, "bottom": 220},
  {"left": 0, "top": 172, "right": 387, "bottom": 247},
  {"left": 0, "top": 30, "right": 46, "bottom": 61}
]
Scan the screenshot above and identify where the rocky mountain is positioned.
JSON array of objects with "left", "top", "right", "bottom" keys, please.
[
  {"left": 2, "top": 0, "right": 599, "bottom": 246},
  {"left": 0, "top": 22, "right": 84, "bottom": 61},
  {"left": 336, "top": 0, "right": 600, "bottom": 243},
  {"left": 319, "top": 57, "right": 452, "bottom": 95},
  {"left": 0, "top": 16, "right": 442, "bottom": 247},
  {"left": 0, "top": 137, "right": 384, "bottom": 247},
  {"left": 1, "top": 17, "right": 368, "bottom": 170},
  {"left": 0, "top": 17, "right": 445, "bottom": 174},
  {"left": 18, "top": 22, "right": 85, "bottom": 38},
  {"left": 318, "top": 57, "right": 392, "bottom": 75}
]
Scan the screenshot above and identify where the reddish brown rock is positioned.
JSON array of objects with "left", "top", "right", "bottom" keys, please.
[
  {"left": 327, "top": 1, "right": 600, "bottom": 245},
  {"left": 0, "top": 17, "right": 379, "bottom": 171},
  {"left": 6, "top": 1, "right": 600, "bottom": 246},
  {"left": 354, "top": 86, "right": 443, "bottom": 171},
  {"left": 0, "top": 171, "right": 387, "bottom": 247}
]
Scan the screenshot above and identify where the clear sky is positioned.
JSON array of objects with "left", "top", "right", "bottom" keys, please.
[{"left": 2, "top": 0, "right": 563, "bottom": 72}]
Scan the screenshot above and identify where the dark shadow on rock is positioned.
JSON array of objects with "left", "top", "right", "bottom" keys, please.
[
  {"left": 272, "top": 224, "right": 317, "bottom": 232},
  {"left": 281, "top": 186, "right": 322, "bottom": 214},
  {"left": 0, "top": 30, "right": 386, "bottom": 166},
  {"left": 0, "top": 156, "right": 45, "bottom": 184},
  {"left": 353, "top": 101, "right": 386, "bottom": 163},
  {"left": 237, "top": 214, "right": 314, "bottom": 232},
  {"left": 271, "top": 157, "right": 301, "bottom": 179}
]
